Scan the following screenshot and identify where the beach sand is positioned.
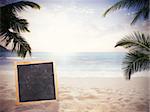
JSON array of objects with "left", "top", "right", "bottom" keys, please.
[{"left": 0, "top": 71, "right": 149, "bottom": 112}]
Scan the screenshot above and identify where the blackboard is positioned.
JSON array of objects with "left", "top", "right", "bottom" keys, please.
[{"left": 15, "top": 62, "right": 57, "bottom": 104}]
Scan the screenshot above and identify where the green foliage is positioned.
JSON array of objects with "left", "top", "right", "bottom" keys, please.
[
  {"left": 1, "top": 1, "right": 40, "bottom": 12},
  {"left": 103, "top": 0, "right": 150, "bottom": 79},
  {"left": 115, "top": 32, "right": 150, "bottom": 52},
  {"left": 115, "top": 32, "right": 150, "bottom": 79},
  {"left": 123, "top": 51, "right": 149, "bottom": 80},
  {"left": 103, "top": 0, "right": 149, "bottom": 25},
  {"left": 1, "top": 31, "right": 31, "bottom": 57},
  {"left": 0, "top": 1, "right": 40, "bottom": 58}
]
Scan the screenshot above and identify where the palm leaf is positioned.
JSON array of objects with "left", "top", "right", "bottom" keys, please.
[
  {"left": 0, "top": 1, "right": 40, "bottom": 58},
  {"left": 1, "top": 31, "right": 31, "bottom": 58},
  {"left": 115, "top": 32, "right": 150, "bottom": 52},
  {"left": 0, "top": 1, "right": 40, "bottom": 34},
  {"left": 123, "top": 51, "right": 150, "bottom": 80},
  {"left": 103, "top": 0, "right": 149, "bottom": 25},
  {"left": 10, "top": 18, "right": 30, "bottom": 33},
  {"left": 131, "top": 7, "right": 149, "bottom": 24},
  {"left": 1, "top": 1, "right": 40, "bottom": 13},
  {"left": 103, "top": 0, "right": 128, "bottom": 17}
]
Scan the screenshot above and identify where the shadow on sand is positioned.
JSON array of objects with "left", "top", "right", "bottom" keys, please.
[{"left": 0, "top": 99, "right": 59, "bottom": 112}]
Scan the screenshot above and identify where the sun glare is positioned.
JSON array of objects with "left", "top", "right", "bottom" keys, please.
[{"left": 21, "top": 2, "right": 136, "bottom": 53}]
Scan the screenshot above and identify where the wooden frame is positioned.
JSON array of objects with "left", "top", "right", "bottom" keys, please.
[{"left": 15, "top": 61, "right": 58, "bottom": 105}]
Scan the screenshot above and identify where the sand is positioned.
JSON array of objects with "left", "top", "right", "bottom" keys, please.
[{"left": 0, "top": 71, "right": 149, "bottom": 112}]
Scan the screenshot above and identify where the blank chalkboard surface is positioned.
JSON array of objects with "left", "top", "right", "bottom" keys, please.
[{"left": 15, "top": 62, "right": 57, "bottom": 104}]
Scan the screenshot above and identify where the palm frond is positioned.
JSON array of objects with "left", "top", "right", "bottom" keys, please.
[
  {"left": 103, "top": 0, "right": 149, "bottom": 24},
  {"left": 104, "top": 0, "right": 148, "bottom": 16},
  {"left": 115, "top": 32, "right": 150, "bottom": 52},
  {"left": 10, "top": 18, "right": 30, "bottom": 33},
  {"left": 0, "top": 1, "right": 40, "bottom": 58},
  {"left": 1, "top": 31, "right": 31, "bottom": 58},
  {"left": 103, "top": 0, "right": 128, "bottom": 17},
  {"left": 14, "top": 35, "right": 31, "bottom": 58},
  {"left": 123, "top": 51, "right": 150, "bottom": 80},
  {"left": 1, "top": 1, "right": 40, "bottom": 13},
  {"left": 131, "top": 7, "right": 149, "bottom": 24},
  {"left": 0, "top": 1, "right": 40, "bottom": 34}
]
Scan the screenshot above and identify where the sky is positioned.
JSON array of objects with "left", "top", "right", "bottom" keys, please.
[{"left": 16, "top": 0, "right": 148, "bottom": 53}]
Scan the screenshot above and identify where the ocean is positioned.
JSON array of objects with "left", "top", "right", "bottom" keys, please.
[{"left": 0, "top": 52, "right": 127, "bottom": 77}]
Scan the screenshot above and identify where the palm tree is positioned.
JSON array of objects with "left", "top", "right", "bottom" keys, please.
[
  {"left": 103, "top": 0, "right": 149, "bottom": 25},
  {"left": 115, "top": 32, "right": 150, "bottom": 79},
  {"left": 103, "top": 0, "right": 150, "bottom": 79},
  {"left": 0, "top": 1, "right": 40, "bottom": 57}
]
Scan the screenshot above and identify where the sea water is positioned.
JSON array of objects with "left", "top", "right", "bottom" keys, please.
[{"left": 0, "top": 52, "right": 127, "bottom": 77}]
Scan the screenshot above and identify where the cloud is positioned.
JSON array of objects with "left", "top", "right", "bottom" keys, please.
[{"left": 20, "top": 0, "right": 147, "bottom": 52}]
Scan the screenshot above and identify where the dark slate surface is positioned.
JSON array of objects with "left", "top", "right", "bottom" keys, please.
[{"left": 17, "top": 62, "right": 56, "bottom": 102}]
